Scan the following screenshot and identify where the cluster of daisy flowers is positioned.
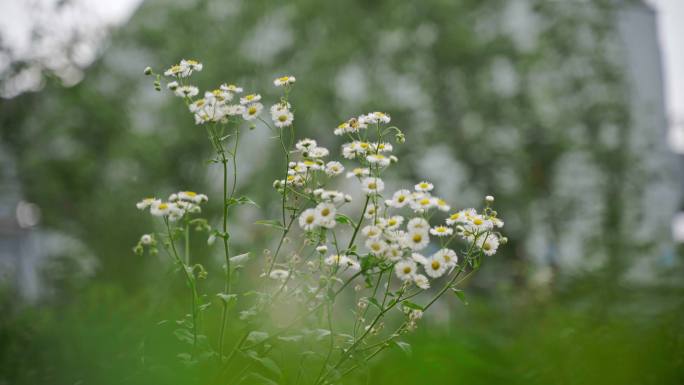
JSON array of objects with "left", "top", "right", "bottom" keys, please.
[
  {"left": 146, "top": 59, "right": 296, "bottom": 127},
  {"left": 283, "top": 108, "right": 505, "bottom": 292},
  {"left": 136, "top": 191, "right": 208, "bottom": 221}
]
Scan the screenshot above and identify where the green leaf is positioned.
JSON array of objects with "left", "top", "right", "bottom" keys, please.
[
  {"left": 367, "top": 297, "right": 382, "bottom": 310},
  {"left": 216, "top": 293, "right": 238, "bottom": 307},
  {"left": 401, "top": 300, "right": 424, "bottom": 311},
  {"left": 245, "top": 350, "right": 282, "bottom": 377},
  {"left": 277, "top": 335, "right": 303, "bottom": 342},
  {"left": 230, "top": 252, "right": 250, "bottom": 266},
  {"left": 391, "top": 340, "right": 412, "bottom": 356},
  {"left": 226, "top": 196, "right": 259, "bottom": 208},
  {"left": 334, "top": 214, "right": 356, "bottom": 227},
  {"left": 246, "top": 331, "right": 269, "bottom": 344},
  {"left": 255, "top": 219, "right": 286, "bottom": 231},
  {"left": 238, "top": 372, "right": 279, "bottom": 385},
  {"left": 173, "top": 328, "right": 194, "bottom": 345},
  {"left": 452, "top": 288, "right": 469, "bottom": 305}
]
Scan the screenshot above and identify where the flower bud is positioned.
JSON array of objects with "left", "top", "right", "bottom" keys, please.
[
  {"left": 485, "top": 195, "right": 495, "bottom": 203},
  {"left": 143, "top": 66, "right": 153, "bottom": 75},
  {"left": 316, "top": 245, "right": 328, "bottom": 254}
]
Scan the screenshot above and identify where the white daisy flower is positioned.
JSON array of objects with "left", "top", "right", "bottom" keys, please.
[
  {"left": 413, "top": 274, "right": 430, "bottom": 290},
  {"left": 314, "top": 203, "right": 337, "bottom": 228},
  {"left": 364, "top": 203, "right": 377, "bottom": 219},
  {"left": 407, "top": 217, "right": 430, "bottom": 232},
  {"left": 140, "top": 234, "right": 153, "bottom": 245},
  {"left": 411, "top": 252, "right": 428, "bottom": 265},
  {"left": 240, "top": 93, "right": 261, "bottom": 105},
  {"left": 272, "top": 110, "right": 294, "bottom": 128},
  {"left": 150, "top": 201, "right": 172, "bottom": 216},
  {"left": 346, "top": 167, "right": 370, "bottom": 179},
  {"left": 298, "top": 208, "right": 318, "bottom": 231},
  {"left": 362, "top": 225, "right": 382, "bottom": 239},
  {"left": 430, "top": 225, "right": 453, "bottom": 237},
  {"left": 361, "top": 111, "right": 391, "bottom": 124},
  {"left": 384, "top": 215, "right": 404, "bottom": 230},
  {"left": 273, "top": 75, "right": 296, "bottom": 86},
  {"left": 324, "top": 254, "right": 360, "bottom": 270},
  {"left": 366, "top": 154, "right": 391, "bottom": 167},
  {"left": 424, "top": 255, "right": 447, "bottom": 278},
  {"left": 366, "top": 238, "right": 388, "bottom": 255},
  {"left": 478, "top": 234, "right": 500, "bottom": 256},
  {"left": 295, "top": 138, "right": 317, "bottom": 151},
  {"left": 446, "top": 210, "right": 468, "bottom": 225},
  {"left": 179, "top": 59, "right": 202, "bottom": 77},
  {"left": 308, "top": 147, "right": 329, "bottom": 158},
  {"left": 324, "top": 161, "right": 344, "bottom": 177},
  {"left": 394, "top": 260, "right": 417, "bottom": 281},
  {"left": 173, "top": 86, "right": 199, "bottom": 98},
  {"left": 435, "top": 198, "right": 450, "bottom": 212},
  {"left": 269, "top": 269, "right": 290, "bottom": 281},
  {"left": 433, "top": 248, "right": 458, "bottom": 268},
  {"left": 414, "top": 181, "right": 434, "bottom": 192},
  {"left": 388, "top": 189, "right": 411, "bottom": 208},
  {"left": 242, "top": 102, "right": 263, "bottom": 120},
  {"left": 221, "top": 83, "right": 243, "bottom": 93},
  {"left": 205, "top": 89, "right": 232, "bottom": 103},
  {"left": 372, "top": 142, "right": 393, "bottom": 153},
  {"left": 163, "top": 64, "right": 182, "bottom": 77},
  {"left": 385, "top": 244, "right": 404, "bottom": 261},
  {"left": 136, "top": 197, "right": 160, "bottom": 210},
  {"left": 410, "top": 195, "right": 436, "bottom": 212},
  {"left": 403, "top": 229, "right": 429, "bottom": 251},
  {"left": 225, "top": 104, "right": 245, "bottom": 116},
  {"left": 178, "top": 191, "right": 208, "bottom": 204},
  {"left": 319, "top": 190, "right": 346, "bottom": 204},
  {"left": 361, "top": 177, "right": 384, "bottom": 195},
  {"left": 467, "top": 215, "right": 494, "bottom": 232}
]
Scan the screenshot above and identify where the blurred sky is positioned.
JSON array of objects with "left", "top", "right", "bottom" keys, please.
[{"left": 0, "top": 0, "right": 683, "bottom": 152}]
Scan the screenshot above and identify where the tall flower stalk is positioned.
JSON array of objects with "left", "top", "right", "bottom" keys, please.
[{"left": 133, "top": 61, "right": 506, "bottom": 383}]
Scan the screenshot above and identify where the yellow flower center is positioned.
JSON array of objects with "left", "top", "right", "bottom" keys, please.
[
  {"left": 278, "top": 114, "right": 288, "bottom": 122},
  {"left": 483, "top": 242, "right": 491, "bottom": 250},
  {"left": 420, "top": 198, "right": 430, "bottom": 206},
  {"left": 398, "top": 195, "right": 406, "bottom": 203},
  {"left": 450, "top": 213, "right": 460, "bottom": 220},
  {"left": 278, "top": 76, "right": 290, "bottom": 82},
  {"left": 321, "top": 208, "right": 330, "bottom": 216},
  {"left": 431, "top": 261, "right": 441, "bottom": 270},
  {"left": 371, "top": 243, "right": 381, "bottom": 252},
  {"left": 412, "top": 234, "right": 422, "bottom": 243},
  {"left": 248, "top": 106, "right": 257, "bottom": 115},
  {"left": 158, "top": 203, "right": 168, "bottom": 210},
  {"left": 184, "top": 191, "right": 197, "bottom": 197},
  {"left": 388, "top": 219, "right": 397, "bottom": 226},
  {"left": 368, "top": 182, "right": 377, "bottom": 190},
  {"left": 403, "top": 266, "right": 412, "bottom": 274},
  {"left": 306, "top": 215, "right": 315, "bottom": 224},
  {"left": 473, "top": 218, "right": 483, "bottom": 225}
]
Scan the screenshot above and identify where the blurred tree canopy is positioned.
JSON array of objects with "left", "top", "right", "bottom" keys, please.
[
  {"left": 1, "top": 0, "right": 678, "bottom": 291},
  {"left": 1, "top": 0, "right": 683, "bottom": 384}
]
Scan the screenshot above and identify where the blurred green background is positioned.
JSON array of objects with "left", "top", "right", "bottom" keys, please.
[{"left": 1, "top": 0, "right": 683, "bottom": 384}]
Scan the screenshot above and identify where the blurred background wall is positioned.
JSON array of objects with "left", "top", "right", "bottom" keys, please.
[{"left": 0, "top": 0, "right": 682, "bottom": 384}]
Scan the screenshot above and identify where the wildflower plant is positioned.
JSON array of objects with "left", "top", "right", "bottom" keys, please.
[{"left": 135, "top": 59, "right": 505, "bottom": 384}]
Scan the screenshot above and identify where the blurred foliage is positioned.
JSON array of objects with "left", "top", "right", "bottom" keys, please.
[{"left": 0, "top": 0, "right": 683, "bottom": 383}]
